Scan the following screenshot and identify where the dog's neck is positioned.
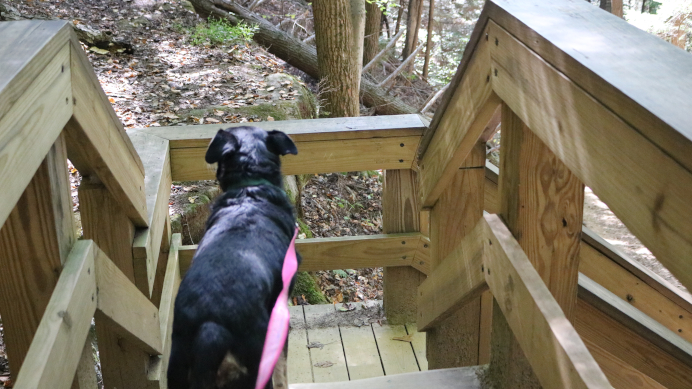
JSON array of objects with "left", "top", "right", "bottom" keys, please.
[{"left": 223, "top": 177, "right": 281, "bottom": 192}]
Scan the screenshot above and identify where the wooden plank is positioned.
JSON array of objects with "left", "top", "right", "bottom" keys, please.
[
  {"left": 411, "top": 236, "right": 431, "bottom": 275},
  {"left": 65, "top": 36, "right": 147, "bottom": 227},
  {"left": 130, "top": 131, "right": 172, "bottom": 297},
  {"left": 303, "top": 304, "right": 349, "bottom": 383},
  {"left": 417, "top": 219, "right": 486, "bottom": 331},
  {"left": 135, "top": 114, "right": 426, "bottom": 147},
  {"left": 148, "top": 234, "right": 182, "bottom": 388},
  {"left": 94, "top": 247, "right": 162, "bottom": 355},
  {"left": 487, "top": 20, "right": 692, "bottom": 293},
  {"left": 383, "top": 169, "right": 425, "bottom": 325},
  {"left": 339, "top": 324, "right": 383, "bottom": 379},
  {"left": 0, "top": 43, "right": 72, "bottom": 229},
  {"left": 290, "top": 366, "right": 483, "bottom": 389},
  {"left": 371, "top": 324, "right": 420, "bottom": 375},
  {"left": 487, "top": 0, "right": 692, "bottom": 173},
  {"left": 575, "top": 297, "right": 692, "bottom": 389},
  {"left": 288, "top": 305, "right": 313, "bottom": 384},
  {"left": 477, "top": 290, "right": 493, "bottom": 365},
  {"left": 13, "top": 240, "right": 98, "bottom": 389},
  {"left": 169, "top": 136, "right": 420, "bottom": 181},
  {"left": 404, "top": 323, "right": 427, "bottom": 371},
  {"left": 483, "top": 214, "right": 611, "bottom": 389},
  {"left": 583, "top": 338, "right": 666, "bottom": 389},
  {"left": 178, "top": 234, "right": 422, "bottom": 275},
  {"left": 0, "top": 134, "right": 76, "bottom": 378},
  {"left": 418, "top": 27, "right": 500, "bottom": 207}
]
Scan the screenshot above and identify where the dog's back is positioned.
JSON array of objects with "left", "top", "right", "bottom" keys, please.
[{"left": 168, "top": 127, "right": 298, "bottom": 389}]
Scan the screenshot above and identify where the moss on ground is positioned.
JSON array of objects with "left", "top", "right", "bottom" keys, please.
[{"left": 292, "top": 271, "right": 328, "bottom": 304}]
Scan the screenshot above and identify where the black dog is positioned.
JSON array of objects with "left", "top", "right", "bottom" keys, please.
[{"left": 168, "top": 126, "right": 300, "bottom": 389}]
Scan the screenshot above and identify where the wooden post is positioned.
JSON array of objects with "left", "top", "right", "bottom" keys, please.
[
  {"left": 425, "top": 141, "right": 485, "bottom": 368},
  {"left": 382, "top": 169, "right": 426, "bottom": 324},
  {"left": 488, "top": 103, "right": 584, "bottom": 388},
  {"left": 0, "top": 133, "right": 96, "bottom": 386},
  {"left": 79, "top": 181, "right": 151, "bottom": 389}
]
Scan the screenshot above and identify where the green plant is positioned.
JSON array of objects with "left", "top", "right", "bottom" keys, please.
[{"left": 190, "top": 19, "right": 257, "bottom": 46}]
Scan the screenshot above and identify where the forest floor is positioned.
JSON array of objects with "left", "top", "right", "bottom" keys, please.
[{"left": 0, "top": 0, "right": 689, "bottom": 385}]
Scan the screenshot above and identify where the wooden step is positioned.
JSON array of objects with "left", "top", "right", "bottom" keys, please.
[{"left": 289, "top": 366, "right": 484, "bottom": 389}]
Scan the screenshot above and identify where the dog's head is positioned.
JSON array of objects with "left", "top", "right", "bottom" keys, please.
[{"left": 205, "top": 126, "right": 298, "bottom": 191}]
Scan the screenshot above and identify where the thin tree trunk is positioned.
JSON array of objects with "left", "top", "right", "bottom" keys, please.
[
  {"left": 395, "top": 0, "right": 405, "bottom": 34},
  {"left": 422, "top": 0, "right": 434, "bottom": 81},
  {"left": 402, "top": 0, "right": 423, "bottom": 59},
  {"left": 313, "top": 0, "right": 361, "bottom": 117},
  {"left": 599, "top": 0, "right": 612, "bottom": 13},
  {"left": 363, "top": 0, "right": 383, "bottom": 65},
  {"left": 350, "top": 0, "right": 366, "bottom": 82},
  {"left": 611, "top": 0, "right": 623, "bottom": 17}
]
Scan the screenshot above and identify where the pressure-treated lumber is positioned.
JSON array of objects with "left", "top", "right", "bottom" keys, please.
[
  {"left": 0, "top": 39, "right": 72, "bottom": 229},
  {"left": 148, "top": 234, "right": 182, "bottom": 389},
  {"left": 169, "top": 136, "right": 420, "bottom": 181},
  {"left": 13, "top": 240, "right": 98, "bottom": 389},
  {"left": 178, "top": 233, "right": 423, "bottom": 275},
  {"left": 488, "top": 20, "right": 692, "bottom": 294},
  {"left": 94, "top": 247, "right": 162, "bottom": 355},
  {"left": 483, "top": 214, "right": 612, "bottom": 389},
  {"left": 486, "top": 0, "right": 692, "bottom": 173},
  {"left": 0, "top": 134, "right": 75, "bottom": 378},
  {"left": 129, "top": 131, "right": 172, "bottom": 297},
  {"left": 289, "top": 366, "right": 484, "bottom": 389},
  {"left": 383, "top": 169, "right": 425, "bottom": 324},
  {"left": 417, "top": 30, "right": 499, "bottom": 207},
  {"left": 65, "top": 32, "right": 147, "bottom": 227},
  {"left": 417, "top": 219, "right": 486, "bottom": 331}
]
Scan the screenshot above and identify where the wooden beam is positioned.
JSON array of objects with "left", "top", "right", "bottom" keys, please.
[
  {"left": 94, "top": 247, "right": 162, "bottom": 355},
  {"left": 417, "top": 218, "right": 486, "bottom": 331},
  {"left": 178, "top": 233, "right": 423, "bottom": 275},
  {"left": 0, "top": 41, "right": 72, "bottom": 229},
  {"left": 487, "top": 20, "right": 692, "bottom": 293},
  {"left": 129, "top": 131, "right": 172, "bottom": 297},
  {"left": 383, "top": 169, "right": 426, "bottom": 325},
  {"left": 0, "top": 133, "right": 75, "bottom": 379},
  {"left": 148, "top": 234, "right": 182, "bottom": 388},
  {"left": 483, "top": 214, "right": 611, "bottom": 389},
  {"left": 486, "top": 0, "right": 692, "bottom": 173},
  {"left": 65, "top": 34, "right": 147, "bottom": 227},
  {"left": 583, "top": 339, "right": 666, "bottom": 389},
  {"left": 169, "top": 136, "right": 420, "bottom": 181},
  {"left": 135, "top": 114, "right": 427, "bottom": 147},
  {"left": 13, "top": 240, "right": 98, "bottom": 389},
  {"left": 417, "top": 26, "right": 500, "bottom": 207}
]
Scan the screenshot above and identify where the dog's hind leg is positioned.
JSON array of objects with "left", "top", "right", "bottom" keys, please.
[
  {"left": 168, "top": 336, "right": 192, "bottom": 389},
  {"left": 191, "top": 321, "right": 250, "bottom": 389}
]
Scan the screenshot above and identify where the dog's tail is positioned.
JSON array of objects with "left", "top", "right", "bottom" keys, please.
[{"left": 190, "top": 321, "right": 251, "bottom": 389}]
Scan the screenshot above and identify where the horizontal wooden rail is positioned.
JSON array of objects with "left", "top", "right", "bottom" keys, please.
[
  {"left": 133, "top": 115, "right": 427, "bottom": 180},
  {"left": 178, "top": 233, "right": 431, "bottom": 275},
  {"left": 483, "top": 214, "right": 611, "bottom": 389}
]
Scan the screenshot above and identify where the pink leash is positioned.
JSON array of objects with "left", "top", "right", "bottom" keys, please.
[{"left": 255, "top": 228, "right": 299, "bottom": 389}]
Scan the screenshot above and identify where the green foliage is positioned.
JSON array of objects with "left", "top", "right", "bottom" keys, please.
[
  {"left": 297, "top": 219, "right": 314, "bottom": 238},
  {"left": 366, "top": 0, "right": 400, "bottom": 15},
  {"left": 292, "top": 272, "right": 328, "bottom": 304},
  {"left": 190, "top": 19, "right": 257, "bottom": 46}
]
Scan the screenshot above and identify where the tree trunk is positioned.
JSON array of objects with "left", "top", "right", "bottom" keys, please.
[
  {"left": 188, "top": 0, "right": 416, "bottom": 115},
  {"left": 313, "top": 0, "right": 361, "bottom": 117},
  {"left": 402, "top": 0, "right": 423, "bottom": 59},
  {"left": 350, "top": 0, "right": 366, "bottom": 83},
  {"left": 599, "top": 0, "right": 612, "bottom": 12},
  {"left": 422, "top": 0, "right": 434, "bottom": 81},
  {"left": 395, "top": 0, "right": 406, "bottom": 35},
  {"left": 364, "top": 0, "right": 383, "bottom": 65}
]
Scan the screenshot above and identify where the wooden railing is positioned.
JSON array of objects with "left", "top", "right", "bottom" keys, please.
[{"left": 2, "top": 0, "right": 692, "bottom": 387}]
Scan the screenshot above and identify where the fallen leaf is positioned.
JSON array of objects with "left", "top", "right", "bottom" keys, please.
[
  {"left": 162, "top": 112, "right": 179, "bottom": 119},
  {"left": 89, "top": 46, "right": 110, "bottom": 55},
  {"left": 206, "top": 118, "right": 220, "bottom": 123},
  {"left": 314, "top": 361, "right": 334, "bottom": 368},
  {"left": 392, "top": 334, "right": 415, "bottom": 343},
  {"left": 338, "top": 303, "right": 355, "bottom": 312},
  {"left": 267, "top": 116, "right": 275, "bottom": 121},
  {"left": 307, "top": 342, "right": 325, "bottom": 350},
  {"left": 188, "top": 197, "right": 196, "bottom": 203}
]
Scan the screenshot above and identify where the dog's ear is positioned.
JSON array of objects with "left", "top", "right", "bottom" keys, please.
[
  {"left": 266, "top": 130, "right": 298, "bottom": 156},
  {"left": 205, "top": 129, "right": 238, "bottom": 164}
]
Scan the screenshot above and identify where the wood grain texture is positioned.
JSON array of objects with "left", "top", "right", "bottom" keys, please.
[
  {"left": 148, "top": 234, "right": 182, "bottom": 388},
  {"left": 66, "top": 36, "right": 147, "bottom": 226},
  {"left": 498, "top": 103, "right": 584, "bottom": 320},
  {"left": 304, "top": 304, "right": 348, "bottom": 383},
  {"left": 405, "top": 323, "right": 427, "bottom": 371},
  {"left": 13, "top": 240, "right": 97, "bottom": 389},
  {"left": 417, "top": 219, "right": 486, "bottom": 331},
  {"left": 288, "top": 306, "right": 313, "bottom": 384},
  {"left": 483, "top": 214, "right": 612, "bottom": 389},
  {"left": 135, "top": 114, "right": 426, "bottom": 147},
  {"left": 339, "top": 324, "right": 384, "bottom": 380},
  {"left": 583, "top": 338, "right": 665, "bottom": 389},
  {"left": 130, "top": 131, "right": 171, "bottom": 297},
  {"left": 487, "top": 0, "right": 692, "bottom": 173},
  {"left": 0, "top": 136, "right": 74, "bottom": 378},
  {"left": 0, "top": 43, "right": 72, "bottom": 229},
  {"left": 372, "top": 324, "right": 420, "bottom": 375},
  {"left": 289, "top": 366, "right": 483, "bottom": 389},
  {"left": 170, "top": 136, "right": 420, "bottom": 181},
  {"left": 383, "top": 169, "right": 425, "bottom": 325},
  {"left": 418, "top": 29, "right": 499, "bottom": 207},
  {"left": 488, "top": 20, "right": 692, "bottom": 294}
]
